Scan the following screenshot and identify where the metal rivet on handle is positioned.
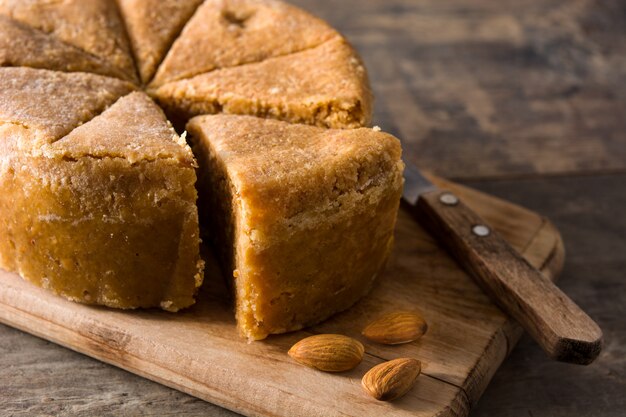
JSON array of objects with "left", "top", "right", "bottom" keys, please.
[
  {"left": 439, "top": 192, "right": 459, "bottom": 206},
  {"left": 472, "top": 225, "right": 491, "bottom": 237}
]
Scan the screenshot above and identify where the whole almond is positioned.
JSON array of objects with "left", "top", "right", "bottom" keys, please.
[
  {"left": 288, "top": 334, "right": 364, "bottom": 372},
  {"left": 362, "top": 358, "right": 421, "bottom": 401},
  {"left": 362, "top": 311, "right": 428, "bottom": 345}
]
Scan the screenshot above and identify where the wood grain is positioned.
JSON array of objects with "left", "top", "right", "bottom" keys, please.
[
  {"left": 413, "top": 188, "right": 601, "bottom": 364},
  {"left": 0, "top": 176, "right": 564, "bottom": 417},
  {"left": 468, "top": 174, "right": 625, "bottom": 417},
  {"left": 1, "top": 0, "right": 622, "bottom": 415},
  {"left": 288, "top": 0, "right": 626, "bottom": 180}
]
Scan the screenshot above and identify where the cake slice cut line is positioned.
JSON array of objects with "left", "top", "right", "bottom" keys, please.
[
  {"left": 0, "top": 15, "right": 136, "bottom": 81},
  {"left": 148, "top": 38, "right": 372, "bottom": 129},
  {"left": 48, "top": 91, "right": 196, "bottom": 165},
  {"left": 0, "top": 1, "right": 381, "bottom": 323},
  {"left": 0, "top": 67, "right": 136, "bottom": 145},
  {"left": 116, "top": 0, "right": 205, "bottom": 84},
  {"left": 187, "top": 114, "right": 404, "bottom": 340},
  {"left": 0, "top": 0, "right": 140, "bottom": 83},
  {"left": 0, "top": 87, "right": 204, "bottom": 311},
  {"left": 149, "top": 0, "right": 340, "bottom": 87},
  {"left": 151, "top": 33, "right": 343, "bottom": 88}
]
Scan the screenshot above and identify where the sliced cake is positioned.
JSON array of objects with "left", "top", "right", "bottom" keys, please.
[
  {"left": 0, "top": 0, "right": 138, "bottom": 83},
  {"left": 0, "top": 67, "right": 136, "bottom": 270},
  {"left": 117, "top": 0, "right": 203, "bottom": 84},
  {"left": 150, "top": 39, "right": 372, "bottom": 129},
  {"left": 187, "top": 115, "right": 404, "bottom": 340},
  {"left": 150, "top": 0, "right": 338, "bottom": 87},
  {"left": 0, "top": 68, "right": 203, "bottom": 310}
]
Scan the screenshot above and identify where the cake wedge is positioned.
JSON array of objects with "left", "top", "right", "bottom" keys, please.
[
  {"left": 187, "top": 115, "right": 404, "bottom": 340},
  {"left": 0, "top": 68, "right": 203, "bottom": 310},
  {"left": 150, "top": 38, "right": 372, "bottom": 129}
]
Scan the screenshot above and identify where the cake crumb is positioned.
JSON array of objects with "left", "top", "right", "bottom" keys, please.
[{"left": 372, "top": 125, "right": 381, "bottom": 132}]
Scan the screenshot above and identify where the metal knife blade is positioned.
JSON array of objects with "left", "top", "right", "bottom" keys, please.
[{"left": 401, "top": 160, "right": 437, "bottom": 205}]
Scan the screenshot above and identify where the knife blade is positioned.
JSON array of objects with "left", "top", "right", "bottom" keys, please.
[{"left": 401, "top": 160, "right": 602, "bottom": 365}]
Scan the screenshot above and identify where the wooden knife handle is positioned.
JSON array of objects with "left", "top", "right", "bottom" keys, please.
[{"left": 412, "top": 189, "right": 603, "bottom": 364}]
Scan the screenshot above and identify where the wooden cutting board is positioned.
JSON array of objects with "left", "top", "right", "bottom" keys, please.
[{"left": 0, "top": 175, "right": 564, "bottom": 417}]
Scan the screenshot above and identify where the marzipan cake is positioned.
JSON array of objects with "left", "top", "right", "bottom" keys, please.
[
  {"left": 0, "top": 0, "right": 401, "bottom": 336},
  {"left": 0, "top": 68, "right": 203, "bottom": 310},
  {"left": 187, "top": 115, "right": 404, "bottom": 340}
]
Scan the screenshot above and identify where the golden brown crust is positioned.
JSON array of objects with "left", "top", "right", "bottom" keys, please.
[
  {"left": 187, "top": 115, "right": 404, "bottom": 340},
  {"left": 0, "top": 15, "right": 131, "bottom": 80},
  {"left": 117, "top": 0, "right": 203, "bottom": 84},
  {"left": 0, "top": 70, "right": 203, "bottom": 311},
  {"left": 49, "top": 92, "right": 195, "bottom": 165},
  {"left": 150, "top": 39, "right": 372, "bottom": 129},
  {"left": 0, "top": 0, "right": 138, "bottom": 83},
  {"left": 0, "top": 156, "right": 203, "bottom": 310},
  {"left": 0, "top": 67, "right": 135, "bottom": 144},
  {"left": 2, "top": 0, "right": 372, "bottom": 130},
  {"left": 150, "top": 0, "right": 338, "bottom": 87},
  {"left": 0, "top": 0, "right": 384, "bottom": 323}
]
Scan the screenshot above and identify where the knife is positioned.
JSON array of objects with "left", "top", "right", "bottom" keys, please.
[{"left": 402, "top": 162, "right": 602, "bottom": 365}]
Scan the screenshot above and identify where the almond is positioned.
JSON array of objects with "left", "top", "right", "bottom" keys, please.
[
  {"left": 362, "top": 358, "right": 421, "bottom": 401},
  {"left": 362, "top": 311, "right": 428, "bottom": 345},
  {"left": 288, "top": 334, "right": 364, "bottom": 372}
]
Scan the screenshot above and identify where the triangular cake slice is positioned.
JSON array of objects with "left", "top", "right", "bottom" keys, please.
[
  {"left": 0, "top": 67, "right": 135, "bottom": 144},
  {"left": 48, "top": 92, "right": 196, "bottom": 163},
  {"left": 0, "top": 15, "right": 133, "bottom": 80},
  {"left": 0, "top": 66, "right": 134, "bottom": 273},
  {"left": 150, "top": 39, "right": 372, "bottom": 129},
  {"left": 0, "top": 91, "right": 204, "bottom": 311},
  {"left": 0, "top": 0, "right": 138, "bottom": 83},
  {"left": 187, "top": 115, "right": 404, "bottom": 340},
  {"left": 150, "top": 0, "right": 338, "bottom": 87},
  {"left": 117, "top": 0, "right": 203, "bottom": 84}
]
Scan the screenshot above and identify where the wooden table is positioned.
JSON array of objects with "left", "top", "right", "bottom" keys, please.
[{"left": 2, "top": 0, "right": 624, "bottom": 415}]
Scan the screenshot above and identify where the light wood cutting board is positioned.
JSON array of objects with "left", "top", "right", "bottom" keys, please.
[{"left": 0, "top": 175, "right": 564, "bottom": 417}]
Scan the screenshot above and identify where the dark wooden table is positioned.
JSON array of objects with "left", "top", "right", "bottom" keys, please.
[{"left": 1, "top": 0, "right": 624, "bottom": 415}]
